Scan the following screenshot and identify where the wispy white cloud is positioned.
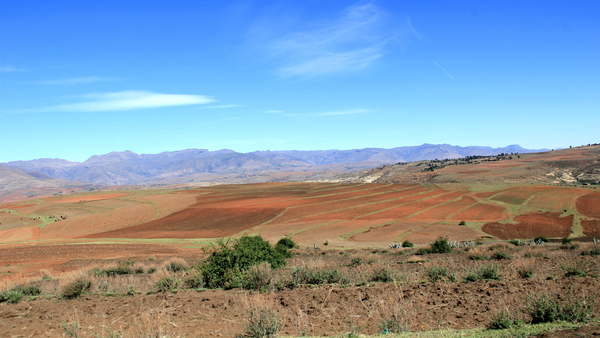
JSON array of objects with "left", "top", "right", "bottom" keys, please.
[
  {"left": 199, "top": 104, "right": 242, "bottom": 109},
  {"left": 265, "top": 3, "right": 415, "bottom": 77},
  {"left": 0, "top": 66, "right": 23, "bottom": 72},
  {"left": 11, "top": 90, "right": 214, "bottom": 113},
  {"left": 33, "top": 76, "right": 121, "bottom": 85},
  {"left": 316, "top": 109, "right": 370, "bottom": 116}
]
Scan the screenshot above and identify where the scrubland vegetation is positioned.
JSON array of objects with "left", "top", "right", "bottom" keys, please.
[{"left": 1, "top": 235, "right": 600, "bottom": 337}]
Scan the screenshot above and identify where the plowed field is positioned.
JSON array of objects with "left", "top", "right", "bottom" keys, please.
[
  {"left": 527, "top": 188, "right": 589, "bottom": 210},
  {"left": 482, "top": 212, "right": 573, "bottom": 239},
  {"left": 577, "top": 192, "right": 600, "bottom": 218},
  {"left": 582, "top": 219, "right": 600, "bottom": 238}
]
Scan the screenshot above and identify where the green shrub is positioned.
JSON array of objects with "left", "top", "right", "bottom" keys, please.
[
  {"left": 184, "top": 271, "right": 204, "bottom": 289},
  {"left": 426, "top": 266, "right": 455, "bottom": 283},
  {"left": 488, "top": 310, "right": 521, "bottom": 330},
  {"left": 349, "top": 257, "right": 363, "bottom": 267},
  {"left": 4, "top": 290, "right": 24, "bottom": 304},
  {"left": 429, "top": 236, "right": 452, "bottom": 254},
  {"left": 61, "top": 278, "right": 92, "bottom": 299},
  {"left": 243, "top": 262, "right": 274, "bottom": 291},
  {"left": 378, "top": 310, "right": 407, "bottom": 333},
  {"left": 401, "top": 240, "right": 414, "bottom": 248},
  {"left": 154, "top": 277, "right": 180, "bottom": 292},
  {"left": 464, "top": 265, "right": 499, "bottom": 282},
  {"left": 165, "top": 261, "right": 187, "bottom": 273},
  {"left": 89, "top": 267, "right": 105, "bottom": 277},
  {"left": 526, "top": 291, "right": 595, "bottom": 323},
  {"left": 275, "top": 237, "right": 296, "bottom": 249},
  {"left": 534, "top": 236, "right": 549, "bottom": 243},
  {"left": 517, "top": 267, "right": 535, "bottom": 279},
  {"left": 468, "top": 254, "right": 488, "bottom": 261},
  {"left": 12, "top": 284, "right": 41, "bottom": 296},
  {"left": 581, "top": 247, "right": 600, "bottom": 256},
  {"left": 509, "top": 239, "right": 523, "bottom": 246},
  {"left": 104, "top": 261, "right": 134, "bottom": 276},
  {"left": 291, "top": 267, "right": 349, "bottom": 285},
  {"left": 415, "top": 248, "right": 431, "bottom": 255},
  {"left": 527, "top": 293, "right": 561, "bottom": 323},
  {"left": 239, "top": 305, "right": 280, "bottom": 338},
  {"left": 147, "top": 267, "right": 157, "bottom": 274},
  {"left": 563, "top": 264, "right": 589, "bottom": 278},
  {"left": 490, "top": 252, "right": 510, "bottom": 260},
  {"left": 562, "top": 292, "right": 595, "bottom": 323},
  {"left": 562, "top": 237, "right": 573, "bottom": 244},
  {"left": 201, "top": 236, "right": 291, "bottom": 289},
  {"left": 369, "top": 267, "right": 394, "bottom": 283},
  {"left": 459, "top": 221, "right": 466, "bottom": 226}
]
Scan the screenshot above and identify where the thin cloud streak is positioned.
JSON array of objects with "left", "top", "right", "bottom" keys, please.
[
  {"left": 200, "top": 104, "right": 242, "bottom": 109},
  {"left": 0, "top": 66, "right": 23, "bottom": 72},
  {"left": 33, "top": 77, "right": 122, "bottom": 85},
  {"left": 267, "top": 3, "right": 414, "bottom": 77},
  {"left": 316, "top": 109, "right": 370, "bottom": 116},
  {"left": 9, "top": 90, "right": 214, "bottom": 113},
  {"left": 432, "top": 61, "right": 455, "bottom": 80}
]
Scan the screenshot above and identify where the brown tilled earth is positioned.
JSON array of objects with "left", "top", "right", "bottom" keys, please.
[{"left": 1, "top": 245, "right": 600, "bottom": 337}]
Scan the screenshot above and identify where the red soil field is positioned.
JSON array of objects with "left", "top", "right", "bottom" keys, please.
[
  {"left": 407, "top": 195, "right": 477, "bottom": 220},
  {"left": 473, "top": 191, "right": 496, "bottom": 199},
  {"left": 0, "top": 203, "right": 37, "bottom": 209},
  {"left": 527, "top": 188, "right": 589, "bottom": 210},
  {"left": 289, "top": 188, "right": 439, "bottom": 222},
  {"left": 291, "top": 220, "right": 389, "bottom": 246},
  {"left": 258, "top": 221, "right": 329, "bottom": 243},
  {"left": 193, "top": 184, "right": 407, "bottom": 209},
  {"left": 85, "top": 207, "right": 284, "bottom": 239},
  {"left": 0, "top": 227, "right": 38, "bottom": 243},
  {"left": 491, "top": 187, "right": 557, "bottom": 205},
  {"left": 576, "top": 192, "right": 600, "bottom": 218},
  {"left": 481, "top": 212, "right": 573, "bottom": 239},
  {"left": 448, "top": 202, "right": 507, "bottom": 221},
  {"left": 37, "top": 198, "right": 158, "bottom": 239},
  {"left": 0, "top": 243, "right": 202, "bottom": 278},
  {"left": 403, "top": 223, "right": 484, "bottom": 243},
  {"left": 358, "top": 191, "right": 467, "bottom": 220},
  {"left": 349, "top": 220, "right": 429, "bottom": 242},
  {"left": 49, "top": 193, "right": 128, "bottom": 203},
  {"left": 582, "top": 219, "right": 600, "bottom": 238}
]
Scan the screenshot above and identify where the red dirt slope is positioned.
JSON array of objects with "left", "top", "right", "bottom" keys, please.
[{"left": 482, "top": 212, "right": 573, "bottom": 239}]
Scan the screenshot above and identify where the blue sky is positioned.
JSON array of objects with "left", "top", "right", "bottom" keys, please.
[{"left": 1, "top": 0, "right": 598, "bottom": 162}]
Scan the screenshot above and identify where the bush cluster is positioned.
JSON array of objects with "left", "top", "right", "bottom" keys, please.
[
  {"left": 291, "top": 267, "right": 349, "bottom": 286},
  {"left": 200, "top": 236, "right": 294, "bottom": 289},
  {"left": 464, "top": 265, "right": 499, "bottom": 282},
  {"left": 416, "top": 236, "right": 452, "bottom": 255}
]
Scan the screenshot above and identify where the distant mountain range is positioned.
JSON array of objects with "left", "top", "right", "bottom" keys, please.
[
  {"left": 2, "top": 144, "right": 544, "bottom": 187},
  {"left": 0, "top": 165, "right": 97, "bottom": 201}
]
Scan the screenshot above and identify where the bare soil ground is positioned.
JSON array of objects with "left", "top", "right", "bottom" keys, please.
[{"left": 1, "top": 244, "right": 600, "bottom": 337}]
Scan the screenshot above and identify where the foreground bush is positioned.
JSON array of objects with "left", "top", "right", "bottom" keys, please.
[
  {"left": 464, "top": 265, "right": 499, "bottom": 282},
  {"left": 243, "top": 262, "right": 274, "bottom": 291},
  {"left": 61, "top": 278, "right": 92, "bottom": 299},
  {"left": 527, "top": 291, "right": 595, "bottom": 323},
  {"left": 154, "top": 277, "right": 180, "bottom": 292},
  {"left": 291, "top": 267, "right": 349, "bottom": 285},
  {"left": 488, "top": 310, "right": 522, "bottom": 329},
  {"left": 417, "top": 236, "right": 452, "bottom": 255},
  {"left": 201, "top": 236, "right": 294, "bottom": 289},
  {"left": 426, "top": 266, "right": 455, "bottom": 283},
  {"left": 237, "top": 305, "right": 280, "bottom": 338}
]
